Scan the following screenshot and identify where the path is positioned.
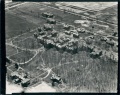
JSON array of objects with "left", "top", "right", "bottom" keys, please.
[{"left": 5, "top": 2, "right": 28, "bottom": 10}]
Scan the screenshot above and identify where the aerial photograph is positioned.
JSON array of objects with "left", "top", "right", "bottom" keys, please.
[{"left": 5, "top": 0, "right": 118, "bottom": 94}]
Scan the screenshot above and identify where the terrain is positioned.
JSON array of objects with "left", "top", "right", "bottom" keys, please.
[{"left": 5, "top": 2, "right": 118, "bottom": 93}]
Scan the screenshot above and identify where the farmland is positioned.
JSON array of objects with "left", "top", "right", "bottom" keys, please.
[
  {"left": 5, "top": 2, "right": 118, "bottom": 93},
  {"left": 5, "top": 11, "right": 37, "bottom": 39},
  {"left": 13, "top": 37, "right": 43, "bottom": 50},
  {"left": 6, "top": 45, "right": 18, "bottom": 56},
  {"left": 9, "top": 50, "right": 35, "bottom": 63}
]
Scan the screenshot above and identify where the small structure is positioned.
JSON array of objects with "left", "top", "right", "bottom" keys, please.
[
  {"left": 87, "top": 45, "right": 96, "bottom": 52},
  {"left": 71, "top": 30, "right": 79, "bottom": 38},
  {"left": 77, "top": 28, "right": 86, "bottom": 33},
  {"left": 43, "top": 24, "right": 53, "bottom": 31},
  {"left": 6, "top": 57, "right": 12, "bottom": 66},
  {"left": 63, "top": 24, "right": 72, "bottom": 31},
  {"left": 88, "top": 36, "right": 94, "bottom": 39},
  {"left": 90, "top": 23, "right": 109, "bottom": 30},
  {"left": 10, "top": 71, "right": 30, "bottom": 87},
  {"left": 51, "top": 30, "right": 58, "bottom": 37},
  {"left": 14, "top": 63, "right": 19, "bottom": 70},
  {"left": 64, "top": 30, "right": 71, "bottom": 35},
  {"left": 74, "top": 20, "right": 90, "bottom": 27},
  {"left": 42, "top": 12, "right": 54, "bottom": 18},
  {"left": 38, "top": 27, "right": 42, "bottom": 32},
  {"left": 90, "top": 47, "right": 102, "bottom": 57},
  {"left": 21, "top": 79, "right": 30, "bottom": 87},
  {"left": 100, "top": 36, "right": 108, "bottom": 41},
  {"left": 34, "top": 32, "right": 38, "bottom": 38},
  {"left": 112, "top": 32, "right": 118, "bottom": 37},
  {"left": 106, "top": 39, "right": 115, "bottom": 46},
  {"left": 47, "top": 18, "right": 56, "bottom": 24},
  {"left": 50, "top": 74, "right": 62, "bottom": 86}
]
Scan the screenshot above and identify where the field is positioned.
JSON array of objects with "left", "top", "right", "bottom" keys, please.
[
  {"left": 20, "top": 51, "right": 46, "bottom": 78},
  {"left": 6, "top": 45, "right": 18, "bottom": 56},
  {"left": 12, "top": 30, "right": 37, "bottom": 42},
  {"left": 52, "top": 51, "right": 117, "bottom": 92},
  {"left": 9, "top": 50, "right": 35, "bottom": 63},
  {"left": 5, "top": 11, "right": 37, "bottom": 39},
  {"left": 13, "top": 37, "right": 43, "bottom": 50},
  {"left": 5, "top": 2, "right": 118, "bottom": 92}
]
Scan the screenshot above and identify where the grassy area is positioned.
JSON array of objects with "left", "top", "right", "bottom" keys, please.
[
  {"left": 41, "top": 49, "right": 64, "bottom": 68},
  {"left": 13, "top": 37, "right": 43, "bottom": 49},
  {"left": 11, "top": 3, "right": 46, "bottom": 25},
  {"left": 6, "top": 45, "right": 18, "bottom": 56},
  {"left": 13, "top": 30, "right": 37, "bottom": 42},
  {"left": 5, "top": 11, "right": 37, "bottom": 39},
  {"left": 20, "top": 51, "right": 45, "bottom": 78},
  {"left": 52, "top": 51, "right": 117, "bottom": 92},
  {"left": 9, "top": 2, "right": 84, "bottom": 26},
  {"left": 9, "top": 50, "right": 35, "bottom": 63}
]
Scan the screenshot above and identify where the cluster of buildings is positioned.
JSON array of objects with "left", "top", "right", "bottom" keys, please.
[
  {"left": 34, "top": 12, "right": 118, "bottom": 60},
  {"left": 10, "top": 69, "right": 30, "bottom": 87},
  {"left": 34, "top": 12, "right": 88, "bottom": 53},
  {"left": 100, "top": 36, "right": 118, "bottom": 47}
]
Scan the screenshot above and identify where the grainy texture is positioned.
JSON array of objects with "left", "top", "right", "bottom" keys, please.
[{"left": 5, "top": 1, "right": 118, "bottom": 94}]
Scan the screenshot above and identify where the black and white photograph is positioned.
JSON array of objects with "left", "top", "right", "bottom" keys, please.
[{"left": 5, "top": 0, "right": 118, "bottom": 94}]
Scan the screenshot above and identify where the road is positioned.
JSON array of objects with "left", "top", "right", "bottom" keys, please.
[{"left": 5, "top": 2, "right": 28, "bottom": 10}]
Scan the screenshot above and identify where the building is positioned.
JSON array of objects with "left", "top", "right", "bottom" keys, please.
[
  {"left": 72, "top": 32, "right": 79, "bottom": 38},
  {"left": 63, "top": 24, "right": 71, "bottom": 30},
  {"left": 74, "top": 20, "right": 90, "bottom": 27},
  {"left": 77, "top": 28, "right": 86, "bottom": 33},
  {"left": 10, "top": 71, "right": 30, "bottom": 87},
  {"left": 47, "top": 18, "right": 56, "bottom": 24},
  {"left": 64, "top": 30, "right": 71, "bottom": 35},
  {"left": 43, "top": 24, "right": 53, "bottom": 31},
  {"left": 21, "top": 79, "right": 30, "bottom": 87},
  {"left": 42, "top": 12, "right": 54, "bottom": 18},
  {"left": 51, "top": 30, "right": 58, "bottom": 37},
  {"left": 90, "top": 48, "right": 102, "bottom": 58}
]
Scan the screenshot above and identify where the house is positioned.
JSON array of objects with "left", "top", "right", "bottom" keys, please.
[
  {"left": 72, "top": 32, "right": 79, "bottom": 38},
  {"left": 63, "top": 24, "right": 72, "bottom": 30},
  {"left": 74, "top": 20, "right": 90, "bottom": 27},
  {"left": 51, "top": 30, "right": 58, "bottom": 37},
  {"left": 100, "top": 36, "right": 108, "bottom": 41},
  {"left": 90, "top": 23, "right": 109, "bottom": 30},
  {"left": 43, "top": 24, "right": 53, "bottom": 31},
  {"left": 47, "top": 18, "right": 56, "bottom": 24},
  {"left": 21, "top": 79, "right": 30, "bottom": 87},
  {"left": 50, "top": 74, "right": 62, "bottom": 86},
  {"left": 34, "top": 32, "right": 38, "bottom": 38},
  {"left": 38, "top": 27, "right": 42, "bottom": 32},
  {"left": 88, "top": 36, "right": 94, "bottom": 39},
  {"left": 42, "top": 12, "right": 54, "bottom": 18},
  {"left": 87, "top": 45, "right": 96, "bottom": 52},
  {"left": 39, "top": 31, "right": 46, "bottom": 35},
  {"left": 106, "top": 39, "right": 115, "bottom": 46},
  {"left": 90, "top": 48, "right": 102, "bottom": 58},
  {"left": 77, "top": 28, "right": 86, "bottom": 33},
  {"left": 64, "top": 30, "right": 71, "bottom": 35}
]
